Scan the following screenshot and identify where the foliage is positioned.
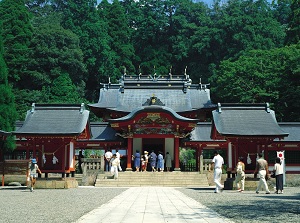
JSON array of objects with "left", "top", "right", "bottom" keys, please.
[
  {"left": 0, "top": 0, "right": 33, "bottom": 88},
  {"left": 0, "top": 26, "right": 17, "bottom": 151},
  {"left": 210, "top": 43, "right": 300, "bottom": 121},
  {"left": 0, "top": 0, "right": 298, "bottom": 122},
  {"left": 179, "top": 147, "right": 196, "bottom": 165}
]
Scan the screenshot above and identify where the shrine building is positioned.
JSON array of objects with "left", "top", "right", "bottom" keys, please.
[{"left": 6, "top": 73, "right": 300, "bottom": 175}]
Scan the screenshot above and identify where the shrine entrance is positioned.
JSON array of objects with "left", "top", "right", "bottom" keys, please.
[{"left": 143, "top": 138, "right": 164, "bottom": 155}]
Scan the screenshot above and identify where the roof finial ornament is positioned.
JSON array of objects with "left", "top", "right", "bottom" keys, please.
[
  {"left": 266, "top": 102, "right": 270, "bottom": 113},
  {"left": 218, "top": 103, "right": 222, "bottom": 113},
  {"left": 153, "top": 66, "right": 156, "bottom": 79},
  {"left": 108, "top": 77, "right": 111, "bottom": 84},
  {"left": 184, "top": 66, "right": 188, "bottom": 79},
  {"left": 124, "top": 67, "right": 126, "bottom": 76},
  {"left": 138, "top": 65, "right": 142, "bottom": 80},
  {"left": 80, "top": 103, "right": 84, "bottom": 114},
  {"left": 199, "top": 77, "right": 203, "bottom": 89},
  {"left": 31, "top": 103, "right": 35, "bottom": 113},
  {"left": 169, "top": 66, "right": 172, "bottom": 79}
]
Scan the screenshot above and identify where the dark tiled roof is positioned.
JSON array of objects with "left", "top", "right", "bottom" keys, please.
[
  {"left": 89, "top": 75, "right": 215, "bottom": 113},
  {"left": 212, "top": 103, "right": 289, "bottom": 137},
  {"left": 189, "top": 123, "right": 225, "bottom": 142},
  {"left": 14, "top": 104, "right": 89, "bottom": 135},
  {"left": 89, "top": 122, "right": 123, "bottom": 141},
  {"left": 0, "top": 130, "right": 11, "bottom": 136},
  {"left": 275, "top": 123, "right": 300, "bottom": 141},
  {"left": 109, "top": 106, "right": 199, "bottom": 122}
]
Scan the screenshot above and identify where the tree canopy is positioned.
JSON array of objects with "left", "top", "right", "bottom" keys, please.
[{"left": 0, "top": 0, "right": 298, "bottom": 122}]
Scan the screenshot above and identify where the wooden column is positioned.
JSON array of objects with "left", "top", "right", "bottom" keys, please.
[
  {"left": 126, "top": 137, "right": 133, "bottom": 171},
  {"left": 174, "top": 137, "right": 180, "bottom": 171}
]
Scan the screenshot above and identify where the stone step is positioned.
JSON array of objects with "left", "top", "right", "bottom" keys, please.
[{"left": 95, "top": 172, "right": 209, "bottom": 187}]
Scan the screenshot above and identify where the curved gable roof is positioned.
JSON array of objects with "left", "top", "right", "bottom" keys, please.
[
  {"left": 89, "top": 75, "right": 215, "bottom": 113},
  {"left": 212, "top": 103, "right": 289, "bottom": 137},
  {"left": 14, "top": 103, "right": 89, "bottom": 135}
]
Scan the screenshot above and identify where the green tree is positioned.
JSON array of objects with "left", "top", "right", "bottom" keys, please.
[
  {"left": 0, "top": 27, "right": 17, "bottom": 151},
  {"left": 57, "top": 0, "right": 115, "bottom": 101},
  {"left": 210, "top": 43, "right": 300, "bottom": 121},
  {"left": 286, "top": 0, "right": 300, "bottom": 44},
  {"left": 105, "top": 0, "right": 135, "bottom": 74},
  {"left": 0, "top": 0, "right": 33, "bottom": 88},
  {"left": 211, "top": 0, "right": 286, "bottom": 61},
  {"left": 48, "top": 73, "right": 81, "bottom": 103}
]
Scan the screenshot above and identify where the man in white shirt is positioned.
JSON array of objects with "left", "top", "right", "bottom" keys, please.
[
  {"left": 211, "top": 150, "right": 224, "bottom": 193},
  {"left": 105, "top": 149, "right": 113, "bottom": 172},
  {"left": 110, "top": 154, "right": 120, "bottom": 179},
  {"left": 116, "top": 150, "right": 122, "bottom": 171}
]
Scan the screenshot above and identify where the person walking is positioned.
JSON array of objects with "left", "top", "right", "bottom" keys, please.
[
  {"left": 134, "top": 150, "right": 141, "bottom": 172},
  {"left": 157, "top": 152, "right": 164, "bottom": 172},
  {"left": 274, "top": 157, "right": 284, "bottom": 194},
  {"left": 150, "top": 150, "right": 157, "bottom": 172},
  {"left": 234, "top": 157, "right": 245, "bottom": 192},
  {"left": 254, "top": 153, "right": 271, "bottom": 194},
  {"left": 165, "top": 152, "right": 172, "bottom": 172},
  {"left": 28, "top": 158, "right": 42, "bottom": 192},
  {"left": 116, "top": 150, "right": 122, "bottom": 172},
  {"left": 110, "top": 154, "right": 120, "bottom": 179},
  {"left": 211, "top": 150, "right": 224, "bottom": 193}
]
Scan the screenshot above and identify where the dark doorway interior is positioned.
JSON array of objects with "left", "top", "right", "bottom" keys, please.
[
  {"left": 143, "top": 138, "right": 164, "bottom": 171},
  {"left": 143, "top": 138, "right": 164, "bottom": 155}
]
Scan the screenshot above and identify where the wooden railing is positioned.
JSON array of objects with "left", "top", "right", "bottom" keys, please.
[{"left": 82, "top": 156, "right": 104, "bottom": 176}]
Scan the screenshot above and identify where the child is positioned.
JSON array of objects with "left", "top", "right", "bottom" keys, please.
[
  {"left": 29, "top": 158, "right": 42, "bottom": 192},
  {"left": 141, "top": 158, "right": 146, "bottom": 172}
]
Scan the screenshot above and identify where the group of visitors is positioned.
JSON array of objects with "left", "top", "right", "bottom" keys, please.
[
  {"left": 211, "top": 150, "right": 284, "bottom": 194},
  {"left": 132, "top": 150, "right": 172, "bottom": 172},
  {"left": 105, "top": 149, "right": 122, "bottom": 179}
]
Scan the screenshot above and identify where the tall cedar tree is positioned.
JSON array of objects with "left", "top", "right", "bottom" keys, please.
[
  {"left": 56, "top": 0, "right": 115, "bottom": 101},
  {"left": 286, "top": 0, "right": 300, "bottom": 44},
  {"left": 0, "top": 0, "right": 33, "bottom": 88},
  {"left": 0, "top": 27, "right": 17, "bottom": 151},
  {"left": 105, "top": 0, "right": 135, "bottom": 75}
]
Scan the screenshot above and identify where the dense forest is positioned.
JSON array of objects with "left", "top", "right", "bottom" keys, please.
[{"left": 0, "top": 0, "right": 299, "bottom": 150}]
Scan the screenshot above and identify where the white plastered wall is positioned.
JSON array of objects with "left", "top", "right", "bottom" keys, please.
[
  {"left": 133, "top": 138, "right": 142, "bottom": 154},
  {"left": 165, "top": 138, "right": 174, "bottom": 159}
]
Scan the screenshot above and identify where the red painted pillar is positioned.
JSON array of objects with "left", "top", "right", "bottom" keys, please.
[
  {"left": 126, "top": 137, "right": 133, "bottom": 171},
  {"left": 174, "top": 137, "right": 180, "bottom": 171}
]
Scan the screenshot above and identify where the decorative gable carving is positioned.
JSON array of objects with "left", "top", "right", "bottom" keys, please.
[{"left": 142, "top": 94, "right": 165, "bottom": 106}]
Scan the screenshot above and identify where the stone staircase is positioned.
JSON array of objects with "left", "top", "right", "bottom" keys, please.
[
  {"left": 75, "top": 173, "right": 83, "bottom": 186},
  {"left": 95, "top": 171, "right": 209, "bottom": 187}
]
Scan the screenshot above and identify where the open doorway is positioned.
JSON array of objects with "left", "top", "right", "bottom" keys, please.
[{"left": 143, "top": 138, "right": 164, "bottom": 171}]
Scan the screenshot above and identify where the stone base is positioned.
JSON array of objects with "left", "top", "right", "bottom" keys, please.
[{"left": 35, "top": 178, "right": 78, "bottom": 189}]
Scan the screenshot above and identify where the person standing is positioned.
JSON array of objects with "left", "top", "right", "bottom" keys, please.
[
  {"left": 157, "top": 152, "right": 164, "bottom": 172},
  {"left": 211, "top": 150, "right": 224, "bottom": 193},
  {"left": 254, "top": 153, "right": 271, "bottom": 194},
  {"left": 134, "top": 150, "right": 141, "bottom": 172},
  {"left": 234, "top": 157, "right": 245, "bottom": 192},
  {"left": 116, "top": 149, "right": 122, "bottom": 172},
  {"left": 143, "top": 151, "right": 149, "bottom": 171},
  {"left": 150, "top": 150, "right": 157, "bottom": 172},
  {"left": 165, "top": 152, "right": 172, "bottom": 172},
  {"left": 78, "top": 151, "right": 84, "bottom": 174},
  {"left": 29, "top": 158, "right": 42, "bottom": 192},
  {"left": 274, "top": 157, "right": 284, "bottom": 194},
  {"left": 110, "top": 154, "right": 120, "bottom": 179},
  {"left": 105, "top": 149, "right": 113, "bottom": 172}
]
